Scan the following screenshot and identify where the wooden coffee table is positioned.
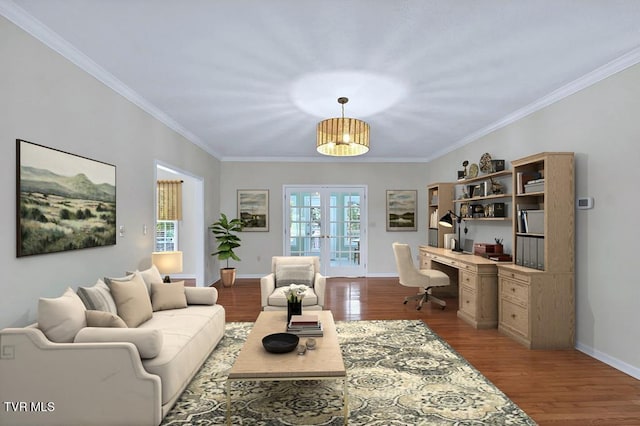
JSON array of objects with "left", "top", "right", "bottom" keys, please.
[{"left": 226, "top": 310, "right": 347, "bottom": 425}]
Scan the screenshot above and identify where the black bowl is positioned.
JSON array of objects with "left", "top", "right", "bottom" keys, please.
[{"left": 262, "top": 333, "right": 299, "bottom": 354}]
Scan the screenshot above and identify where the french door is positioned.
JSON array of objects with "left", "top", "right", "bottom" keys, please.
[{"left": 284, "top": 186, "right": 366, "bottom": 277}]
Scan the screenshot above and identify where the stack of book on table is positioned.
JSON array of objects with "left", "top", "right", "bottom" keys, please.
[{"left": 287, "top": 314, "right": 323, "bottom": 337}]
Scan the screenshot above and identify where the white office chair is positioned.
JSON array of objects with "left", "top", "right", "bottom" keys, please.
[{"left": 392, "top": 242, "right": 449, "bottom": 310}]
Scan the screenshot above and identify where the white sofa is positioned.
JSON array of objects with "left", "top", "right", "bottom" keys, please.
[{"left": 0, "top": 268, "right": 225, "bottom": 426}]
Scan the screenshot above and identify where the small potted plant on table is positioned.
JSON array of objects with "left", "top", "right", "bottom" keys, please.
[{"left": 209, "top": 213, "right": 243, "bottom": 287}]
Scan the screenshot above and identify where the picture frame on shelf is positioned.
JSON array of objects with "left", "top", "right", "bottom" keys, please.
[
  {"left": 237, "top": 189, "right": 269, "bottom": 232},
  {"left": 386, "top": 190, "right": 417, "bottom": 231},
  {"left": 16, "top": 139, "right": 116, "bottom": 257}
]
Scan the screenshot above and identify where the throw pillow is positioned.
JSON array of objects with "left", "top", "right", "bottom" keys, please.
[
  {"left": 150, "top": 281, "right": 187, "bottom": 312},
  {"left": 38, "top": 287, "right": 87, "bottom": 343},
  {"left": 74, "top": 328, "right": 163, "bottom": 359},
  {"left": 275, "top": 263, "right": 314, "bottom": 288},
  {"left": 85, "top": 310, "right": 127, "bottom": 328},
  {"left": 76, "top": 279, "right": 118, "bottom": 314},
  {"left": 127, "top": 265, "right": 164, "bottom": 293},
  {"left": 105, "top": 272, "right": 153, "bottom": 327}
]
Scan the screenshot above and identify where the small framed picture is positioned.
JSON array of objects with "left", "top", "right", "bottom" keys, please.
[
  {"left": 386, "top": 190, "right": 417, "bottom": 231},
  {"left": 472, "top": 185, "right": 483, "bottom": 198},
  {"left": 237, "top": 189, "right": 269, "bottom": 232}
]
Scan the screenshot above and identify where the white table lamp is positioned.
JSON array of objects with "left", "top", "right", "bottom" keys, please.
[{"left": 152, "top": 251, "right": 183, "bottom": 283}]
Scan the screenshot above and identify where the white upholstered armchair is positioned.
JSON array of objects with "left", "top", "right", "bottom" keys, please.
[{"left": 260, "top": 256, "right": 326, "bottom": 311}]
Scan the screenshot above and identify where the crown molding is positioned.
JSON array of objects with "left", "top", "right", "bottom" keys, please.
[
  {"left": 447, "top": 45, "right": 640, "bottom": 155},
  {"left": 0, "top": 1, "right": 220, "bottom": 159}
]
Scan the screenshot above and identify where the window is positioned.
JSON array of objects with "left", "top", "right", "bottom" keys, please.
[{"left": 156, "top": 220, "right": 178, "bottom": 252}]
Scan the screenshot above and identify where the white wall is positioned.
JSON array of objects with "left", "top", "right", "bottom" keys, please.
[
  {"left": 219, "top": 162, "right": 430, "bottom": 276},
  {"left": 0, "top": 16, "right": 221, "bottom": 329}
]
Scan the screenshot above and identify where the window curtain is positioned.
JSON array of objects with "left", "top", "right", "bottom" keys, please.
[{"left": 157, "top": 180, "right": 183, "bottom": 220}]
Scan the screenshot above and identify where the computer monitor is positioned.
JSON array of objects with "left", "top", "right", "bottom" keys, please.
[{"left": 462, "top": 239, "right": 474, "bottom": 254}]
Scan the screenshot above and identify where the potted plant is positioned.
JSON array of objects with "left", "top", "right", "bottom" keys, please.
[{"left": 209, "top": 213, "right": 243, "bottom": 287}]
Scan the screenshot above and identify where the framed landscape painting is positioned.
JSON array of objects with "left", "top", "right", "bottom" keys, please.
[
  {"left": 16, "top": 139, "right": 116, "bottom": 257},
  {"left": 386, "top": 189, "right": 417, "bottom": 231},
  {"left": 237, "top": 189, "right": 269, "bottom": 232}
]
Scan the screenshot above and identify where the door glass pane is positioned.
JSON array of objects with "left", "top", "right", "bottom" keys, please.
[
  {"left": 288, "top": 191, "right": 321, "bottom": 256},
  {"left": 328, "top": 192, "right": 361, "bottom": 267}
]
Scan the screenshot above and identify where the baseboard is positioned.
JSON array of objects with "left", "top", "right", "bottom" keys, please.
[{"left": 576, "top": 341, "right": 640, "bottom": 380}]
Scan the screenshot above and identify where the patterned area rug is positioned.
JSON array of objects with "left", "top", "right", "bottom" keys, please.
[{"left": 162, "top": 320, "right": 536, "bottom": 425}]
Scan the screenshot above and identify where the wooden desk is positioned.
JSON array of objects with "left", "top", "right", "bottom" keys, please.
[{"left": 419, "top": 246, "right": 499, "bottom": 329}]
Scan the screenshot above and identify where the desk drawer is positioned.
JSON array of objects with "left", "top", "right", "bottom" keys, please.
[
  {"left": 460, "top": 270, "right": 477, "bottom": 288},
  {"left": 498, "top": 270, "right": 531, "bottom": 284},
  {"left": 500, "top": 298, "right": 529, "bottom": 338},
  {"left": 428, "top": 254, "right": 472, "bottom": 271},
  {"left": 459, "top": 285, "right": 476, "bottom": 317},
  {"left": 499, "top": 278, "right": 529, "bottom": 305}
]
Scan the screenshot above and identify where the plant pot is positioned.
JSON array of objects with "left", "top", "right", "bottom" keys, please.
[{"left": 220, "top": 268, "right": 236, "bottom": 287}]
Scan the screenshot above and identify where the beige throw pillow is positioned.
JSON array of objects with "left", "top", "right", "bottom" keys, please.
[
  {"left": 105, "top": 273, "right": 153, "bottom": 327},
  {"left": 38, "top": 287, "right": 87, "bottom": 343},
  {"left": 150, "top": 281, "right": 187, "bottom": 312},
  {"left": 86, "top": 310, "right": 127, "bottom": 328},
  {"left": 275, "top": 263, "right": 315, "bottom": 288},
  {"left": 127, "top": 265, "right": 164, "bottom": 293}
]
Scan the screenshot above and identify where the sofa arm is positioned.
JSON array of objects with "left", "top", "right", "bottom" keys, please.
[
  {"left": 260, "top": 273, "right": 276, "bottom": 309},
  {"left": 314, "top": 273, "right": 327, "bottom": 308},
  {"left": 184, "top": 286, "right": 218, "bottom": 305},
  {"left": 0, "top": 327, "right": 162, "bottom": 426},
  {"left": 74, "top": 327, "right": 163, "bottom": 359}
]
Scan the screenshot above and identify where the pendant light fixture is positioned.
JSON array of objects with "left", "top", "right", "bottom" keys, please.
[{"left": 316, "top": 97, "right": 370, "bottom": 156}]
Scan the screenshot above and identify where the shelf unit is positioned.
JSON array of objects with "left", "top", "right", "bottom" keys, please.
[
  {"left": 497, "top": 152, "right": 575, "bottom": 349},
  {"left": 453, "top": 170, "right": 512, "bottom": 220},
  {"left": 426, "top": 183, "right": 454, "bottom": 248}
]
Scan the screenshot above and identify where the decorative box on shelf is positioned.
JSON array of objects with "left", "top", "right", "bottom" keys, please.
[
  {"left": 524, "top": 179, "right": 545, "bottom": 193},
  {"left": 474, "top": 243, "right": 503, "bottom": 257}
]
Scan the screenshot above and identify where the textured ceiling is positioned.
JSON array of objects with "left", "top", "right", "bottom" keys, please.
[{"left": 3, "top": 0, "right": 640, "bottom": 161}]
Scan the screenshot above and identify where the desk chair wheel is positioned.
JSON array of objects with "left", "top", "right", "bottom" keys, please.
[{"left": 403, "top": 301, "right": 408, "bottom": 305}]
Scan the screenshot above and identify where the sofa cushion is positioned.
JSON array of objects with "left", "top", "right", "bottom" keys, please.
[
  {"left": 38, "top": 287, "right": 87, "bottom": 343},
  {"left": 77, "top": 279, "right": 118, "bottom": 314},
  {"left": 275, "top": 263, "right": 314, "bottom": 288},
  {"left": 105, "top": 273, "right": 153, "bottom": 327},
  {"left": 184, "top": 287, "right": 218, "bottom": 305},
  {"left": 267, "top": 285, "right": 319, "bottom": 307},
  {"left": 141, "top": 305, "right": 225, "bottom": 405},
  {"left": 85, "top": 310, "right": 127, "bottom": 328},
  {"left": 74, "top": 327, "right": 163, "bottom": 359},
  {"left": 150, "top": 281, "right": 187, "bottom": 312}
]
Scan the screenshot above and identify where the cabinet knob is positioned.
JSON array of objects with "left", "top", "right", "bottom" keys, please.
[
  {"left": 511, "top": 314, "right": 517, "bottom": 319},
  {"left": 511, "top": 287, "right": 516, "bottom": 292}
]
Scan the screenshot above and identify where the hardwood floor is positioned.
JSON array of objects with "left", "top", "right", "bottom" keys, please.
[{"left": 214, "top": 277, "right": 640, "bottom": 425}]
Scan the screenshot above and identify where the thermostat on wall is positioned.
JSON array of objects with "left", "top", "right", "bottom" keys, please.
[{"left": 577, "top": 197, "right": 594, "bottom": 209}]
